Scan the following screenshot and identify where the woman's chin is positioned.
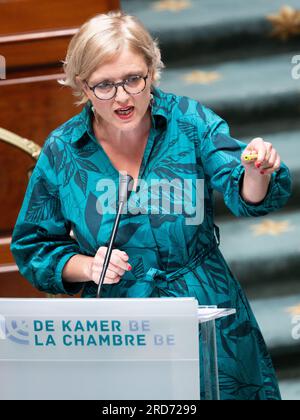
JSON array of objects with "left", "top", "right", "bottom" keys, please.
[{"left": 113, "top": 114, "right": 141, "bottom": 130}]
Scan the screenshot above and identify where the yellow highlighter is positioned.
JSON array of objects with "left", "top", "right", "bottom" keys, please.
[{"left": 243, "top": 153, "right": 258, "bottom": 162}]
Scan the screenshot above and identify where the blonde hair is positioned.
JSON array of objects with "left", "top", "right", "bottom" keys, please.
[{"left": 60, "top": 11, "right": 164, "bottom": 105}]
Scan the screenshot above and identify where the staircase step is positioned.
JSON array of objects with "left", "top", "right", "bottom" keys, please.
[
  {"left": 250, "top": 294, "right": 300, "bottom": 399},
  {"left": 218, "top": 209, "right": 300, "bottom": 298},
  {"left": 121, "top": 0, "right": 300, "bottom": 64},
  {"left": 250, "top": 294, "right": 300, "bottom": 361},
  {"left": 279, "top": 378, "right": 300, "bottom": 400},
  {"left": 215, "top": 129, "right": 300, "bottom": 216},
  {"left": 159, "top": 51, "right": 300, "bottom": 125}
]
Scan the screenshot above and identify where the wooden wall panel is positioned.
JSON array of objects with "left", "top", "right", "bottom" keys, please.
[
  {"left": 0, "top": 237, "right": 80, "bottom": 298},
  {"left": 0, "top": 239, "right": 43, "bottom": 297},
  {"left": 0, "top": 267, "right": 80, "bottom": 298},
  {"left": 0, "top": 74, "right": 80, "bottom": 234},
  {"left": 1, "top": 31, "right": 76, "bottom": 69},
  {"left": 0, "top": 271, "right": 46, "bottom": 298},
  {"left": 0, "top": 73, "right": 79, "bottom": 145},
  {"left": 0, "top": 0, "right": 120, "bottom": 297},
  {"left": 0, "top": 0, "right": 120, "bottom": 35},
  {"left": 0, "top": 143, "right": 32, "bottom": 234}
]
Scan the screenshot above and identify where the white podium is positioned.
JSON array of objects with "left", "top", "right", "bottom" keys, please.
[{"left": 0, "top": 298, "right": 235, "bottom": 400}]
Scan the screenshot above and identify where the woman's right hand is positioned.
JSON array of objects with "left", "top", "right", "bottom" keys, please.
[{"left": 90, "top": 246, "right": 132, "bottom": 285}]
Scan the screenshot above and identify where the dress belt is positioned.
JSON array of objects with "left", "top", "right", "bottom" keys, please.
[{"left": 145, "top": 227, "right": 220, "bottom": 285}]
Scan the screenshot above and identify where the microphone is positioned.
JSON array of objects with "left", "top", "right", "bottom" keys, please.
[{"left": 96, "top": 172, "right": 133, "bottom": 298}]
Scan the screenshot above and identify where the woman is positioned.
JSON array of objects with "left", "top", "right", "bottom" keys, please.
[{"left": 11, "top": 12, "right": 291, "bottom": 400}]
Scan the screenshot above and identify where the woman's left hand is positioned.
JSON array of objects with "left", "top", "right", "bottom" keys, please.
[{"left": 241, "top": 137, "right": 281, "bottom": 175}]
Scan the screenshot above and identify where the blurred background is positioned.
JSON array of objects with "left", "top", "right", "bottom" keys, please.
[{"left": 0, "top": 0, "right": 299, "bottom": 399}]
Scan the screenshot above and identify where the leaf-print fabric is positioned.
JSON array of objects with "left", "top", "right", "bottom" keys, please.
[{"left": 11, "top": 87, "right": 292, "bottom": 400}]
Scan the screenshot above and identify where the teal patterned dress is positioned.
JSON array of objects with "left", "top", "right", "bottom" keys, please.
[{"left": 11, "top": 87, "right": 292, "bottom": 400}]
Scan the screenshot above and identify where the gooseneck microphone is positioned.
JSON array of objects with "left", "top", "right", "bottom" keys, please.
[{"left": 96, "top": 173, "right": 133, "bottom": 298}]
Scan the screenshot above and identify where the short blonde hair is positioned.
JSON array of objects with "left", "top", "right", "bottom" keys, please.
[{"left": 60, "top": 11, "right": 164, "bottom": 105}]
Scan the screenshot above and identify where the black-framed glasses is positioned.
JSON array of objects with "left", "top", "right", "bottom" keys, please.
[{"left": 86, "top": 72, "right": 149, "bottom": 100}]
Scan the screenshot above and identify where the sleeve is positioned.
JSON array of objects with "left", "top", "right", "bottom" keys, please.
[
  {"left": 10, "top": 139, "right": 83, "bottom": 295},
  {"left": 199, "top": 107, "right": 292, "bottom": 217}
]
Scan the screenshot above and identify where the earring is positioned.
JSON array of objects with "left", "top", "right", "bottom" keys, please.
[
  {"left": 150, "top": 93, "right": 154, "bottom": 106},
  {"left": 91, "top": 105, "right": 100, "bottom": 126}
]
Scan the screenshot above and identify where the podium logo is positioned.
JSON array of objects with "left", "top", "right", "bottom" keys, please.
[
  {"left": 1, "top": 319, "right": 30, "bottom": 345},
  {"left": 0, "top": 55, "right": 6, "bottom": 80}
]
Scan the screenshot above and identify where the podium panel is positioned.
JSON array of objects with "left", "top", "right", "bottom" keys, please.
[{"left": 0, "top": 298, "right": 200, "bottom": 400}]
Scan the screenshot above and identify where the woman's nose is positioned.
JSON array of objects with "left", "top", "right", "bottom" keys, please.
[{"left": 114, "top": 85, "right": 130, "bottom": 102}]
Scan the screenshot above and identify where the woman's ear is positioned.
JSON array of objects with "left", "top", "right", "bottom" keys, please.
[
  {"left": 76, "top": 76, "right": 89, "bottom": 96},
  {"left": 149, "top": 67, "right": 155, "bottom": 85}
]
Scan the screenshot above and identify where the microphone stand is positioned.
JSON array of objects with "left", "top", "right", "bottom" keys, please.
[{"left": 96, "top": 173, "right": 133, "bottom": 298}]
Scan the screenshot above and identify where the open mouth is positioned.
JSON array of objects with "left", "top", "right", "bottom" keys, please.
[{"left": 114, "top": 106, "right": 135, "bottom": 119}]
